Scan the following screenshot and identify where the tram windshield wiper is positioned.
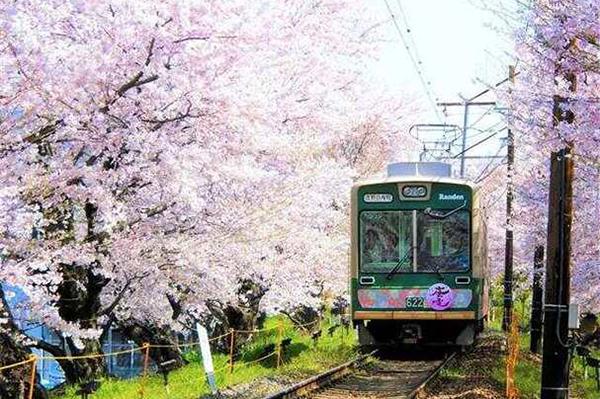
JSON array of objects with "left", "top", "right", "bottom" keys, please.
[
  {"left": 423, "top": 200, "right": 467, "bottom": 220},
  {"left": 433, "top": 264, "right": 444, "bottom": 280},
  {"left": 385, "top": 245, "right": 413, "bottom": 280}
]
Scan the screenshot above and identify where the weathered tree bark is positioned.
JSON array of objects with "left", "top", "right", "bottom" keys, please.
[
  {"left": 204, "top": 278, "right": 268, "bottom": 353},
  {"left": 282, "top": 282, "right": 325, "bottom": 333},
  {"left": 119, "top": 322, "right": 187, "bottom": 370},
  {"left": 35, "top": 337, "right": 106, "bottom": 385},
  {"left": 0, "top": 289, "right": 47, "bottom": 399},
  {"left": 25, "top": 201, "right": 108, "bottom": 384},
  {"left": 282, "top": 305, "right": 323, "bottom": 333},
  {"left": 33, "top": 261, "right": 109, "bottom": 384},
  {"left": 32, "top": 262, "right": 108, "bottom": 384}
]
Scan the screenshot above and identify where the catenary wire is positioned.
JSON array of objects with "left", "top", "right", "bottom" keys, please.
[{"left": 383, "top": 0, "right": 443, "bottom": 123}]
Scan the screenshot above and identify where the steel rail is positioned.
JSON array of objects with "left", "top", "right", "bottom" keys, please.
[
  {"left": 262, "top": 350, "right": 377, "bottom": 399},
  {"left": 406, "top": 351, "right": 457, "bottom": 398},
  {"left": 263, "top": 350, "right": 457, "bottom": 399}
]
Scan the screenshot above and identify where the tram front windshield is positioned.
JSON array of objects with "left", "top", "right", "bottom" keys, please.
[{"left": 359, "top": 210, "right": 470, "bottom": 273}]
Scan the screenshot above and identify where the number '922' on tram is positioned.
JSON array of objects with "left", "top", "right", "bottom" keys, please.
[{"left": 349, "top": 162, "right": 489, "bottom": 347}]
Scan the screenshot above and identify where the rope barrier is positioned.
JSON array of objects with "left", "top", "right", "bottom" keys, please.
[
  {"left": 0, "top": 317, "right": 340, "bottom": 378},
  {"left": 144, "top": 343, "right": 185, "bottom": 349},
  {"left": 293, "top": 319, "right": 321, "bottom": 329},
  {"left": 209, "top": 331, "right": 234, "bottom": 343},
  {"left": 276, "top": 320, "right": 283, "bottom": 368},
  {"left": 27, "top": 356, "right": 36, "bottom": 399},
  {"left": 40, "top": 347, "right": 143, "bottom": 361},
  {"left": 229, "top": 329, "right": 235, "bottom": 373},
  {"left": 213, "top": 362, "right": 234, "bottom": 375},
  {"left": 0, "top": 356, "right": 36, "bottom": 372},
  {"left": 145, "top": 331, "right": 233, "bottom": 349},
  {"left": 138, "top": 343, "right": 150, "bottom": 399},
  {"left": 0, "top": 326, "right": 356, "bottom": 399},
  {"left": 147, "top": 325, "right": 281, "bottom": 350},
  {"left": 234, "top": 325, "right": 279, "bottom": 334}
]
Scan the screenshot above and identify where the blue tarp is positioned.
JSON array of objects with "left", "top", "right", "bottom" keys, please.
[{"left": 2, "top": 283, "right": 145, "bottom": 388}]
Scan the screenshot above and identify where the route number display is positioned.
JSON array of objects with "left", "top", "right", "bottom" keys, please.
[{"left": 405, "top": 296, "right": 425, "bottom": 308}]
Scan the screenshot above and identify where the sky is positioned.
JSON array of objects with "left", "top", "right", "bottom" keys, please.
[{"left": 365, "top": 0, "right": 517, "bottom": 170}]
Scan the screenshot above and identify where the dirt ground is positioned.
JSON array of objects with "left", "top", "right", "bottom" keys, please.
[
  {"left": 210, "top": 375, "right": 297, "bottom": 399},
  {"left": 419, "top": 333, "right": 508, "bottom": 399}
]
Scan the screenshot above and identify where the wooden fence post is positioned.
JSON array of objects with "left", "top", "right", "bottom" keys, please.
[
  {"left": 229, "top": 329, "right": 235, "bottom": 374},
  {"left": 139, "top": 343, "right": 150, "bottom": 399},
  {"left": 28, "top": 355, "right": 37, "bottom": 399}
]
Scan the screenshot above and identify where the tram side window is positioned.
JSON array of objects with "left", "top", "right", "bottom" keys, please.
[
  {"left": 360, "top": 211, "right": 413, "bottom": 273},
  {"left": 417, "top": 211, "right": 470, "bottom": 272}
]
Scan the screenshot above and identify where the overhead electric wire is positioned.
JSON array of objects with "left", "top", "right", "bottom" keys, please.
[
  {"left": 475, "top": 144, "right": 507, "bottom": 183},
  {"left": 448, "top": 119, "right": 505, "bottom": 146},
  {"left": 476, "top": 157, "right": 507, "bottom": 184},
  {"left": 466, "top": 105, "right": 497, "bottom": 131},
  {"left": 484, "top": 185, "right": 507, "bottom": 208},
  {"left": 452, "top": 127, "right": 507, "bottom": 159},
  {"left": 386, "top": 1, "right": 512, "bottom": 163},
  {"left": 395, "top": 0, "right": 427, "bottom": 77},
  {"left": 383, "top": 0, "right": 443, "bottom": 123}
]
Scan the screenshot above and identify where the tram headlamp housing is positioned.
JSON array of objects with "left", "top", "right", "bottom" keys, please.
[{"left": 402, "top": 185, "right": 427, "bottom": 198}]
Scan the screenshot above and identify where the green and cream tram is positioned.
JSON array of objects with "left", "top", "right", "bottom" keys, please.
[{"left": 350, "top": 162, "right": 489, "bottom": 347}]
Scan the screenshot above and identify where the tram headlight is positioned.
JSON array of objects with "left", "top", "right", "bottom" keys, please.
[{"left": 402, "top": 185, "right": 427, "bottom": 198}]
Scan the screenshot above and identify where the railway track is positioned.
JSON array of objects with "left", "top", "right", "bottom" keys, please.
[{"left": 264, "top": 350, "right": 456, "bottom": 399}]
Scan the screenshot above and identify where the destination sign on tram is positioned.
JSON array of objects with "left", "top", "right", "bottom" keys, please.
[{"left": 363, "top": 193, "right": 393, "bottom": 203}]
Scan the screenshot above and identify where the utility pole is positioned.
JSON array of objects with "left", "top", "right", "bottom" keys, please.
[
  {"left": 437, "top": 100, "right": 497, "bottom": 178},
  {"left": 437, "top": 75, "right": 515, "bottom": 178},
  {"left": 437, "top": 70, "right": 518, "bottom": 178},
  {"left": 540, "top": 35, "right": 577, "bottom": 399},
  {"left": 530, "top": 245, "right": 544, "bottom": 354},
  {"left": 541, "top": 147, "right": 573, "bottom": 399},
  {"left": 502, "top": 65, "right": 516, "bottom": 332},
  {"left": 437, "top": 102, "right": 497, "bottom": 178}
]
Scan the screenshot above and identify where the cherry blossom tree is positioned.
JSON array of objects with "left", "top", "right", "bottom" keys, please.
[
  {"left": 0, "top": 0, "right": 416, "bottom": 388},
  {"left": 507, "top": 0, "right": 600, "bottom": 311}
]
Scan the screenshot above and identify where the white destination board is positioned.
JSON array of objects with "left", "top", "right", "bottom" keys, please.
[{"left": 363, "top": 193, "right": 393, "bottom": 203}]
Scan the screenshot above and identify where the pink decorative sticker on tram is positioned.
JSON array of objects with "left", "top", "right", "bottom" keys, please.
[
  {"left": 425, "top": 283, "right": 454, "bottom": 310},
  {"left": 357, "top": 288, "right": 471, "bottom": 309}
]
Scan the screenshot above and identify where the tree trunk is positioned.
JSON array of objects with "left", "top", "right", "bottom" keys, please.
[
  {"left": 40, "top": 261, "right": 109, "bottom": 384},
  {"left": 0, "top": 289, "right": 47, "bottom": 399},
  {"left": 282, "top": 305, "right": 323, "bottom": 333},
  {"left": 59, "top": 339, "right": 106, "bottom": 384},
  {"left": 204, "top": 278, "right": 268, "bottom": 353},
  {"left": 35, "top": 336, "right": 106, "bottom": 385},
  {"left": 120, "top": 323, "right": 187, "bottom": 370}
]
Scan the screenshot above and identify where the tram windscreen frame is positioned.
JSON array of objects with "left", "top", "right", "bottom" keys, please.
[{"left": 359, "top": 209, "right": 470, "bottom": 273}]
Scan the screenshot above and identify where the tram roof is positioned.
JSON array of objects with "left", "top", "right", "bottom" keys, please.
[{"left": 352, "top": 175, "right": 478, "bottom": 191}]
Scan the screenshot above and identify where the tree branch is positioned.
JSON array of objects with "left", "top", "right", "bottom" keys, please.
[
  {"left": 116, "top": 72, "right": 159, "bottom": 97},
  {"left": 32, "top": 339, "right": 66, "bottom": 358},
  {"left": 173, "top": 35, "right": 210, "bottom": 44},
  {"left": 24, "top": 119, "right": 64, "bottom": 144},
  {"left": 173, "top": 35, "right": 237, "bottom": 44},
  {"left": 145, "top": 38, "right": 155, "bottom": 66},
  {"left": 99, "top": 280, "right": 131, "bottom": 317},
  {"left": 141, "top": 100, "right": 206, "bottom": 130}
]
